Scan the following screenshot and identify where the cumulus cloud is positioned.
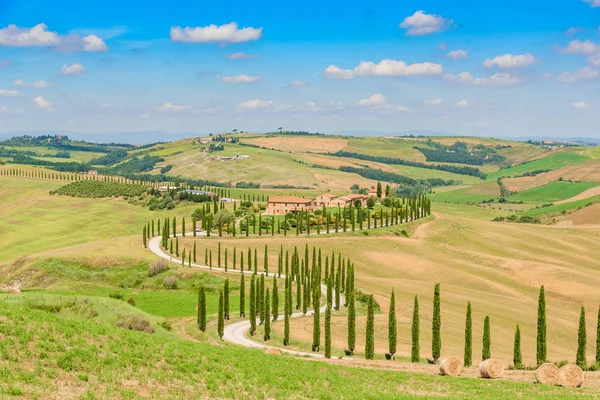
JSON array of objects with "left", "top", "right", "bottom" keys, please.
[
  {"left": 582, "top": 0, "right": 600, "bottom": 7},
  {"left": 572, "top": 101, "right": 589, "bottom": 109},
  {"left": 170, "top": 22, "right": 262, "bottom": 44},
  {"left": 288, "top": 80, "right": 310, "bottom": 87},
  {"left": 424, "top": 98, "right": 443, "bottom": 105},
  {"left": 14, "top": 79, "right": 54, "bottom": 88},
  {"left": 447, "top": 49, "right": 468, "bottom": 60},
  {"left": 445, "top": 72, "right": 521, "bottom": 86},
  {"left": 0, "top": 89, "right": 21, "bottom": 97},
  {"left": 588, "top": 54, "right": 600, "bottom": 67},
  {"left": 456, "top": 99, "right": 470, "bottom": 107},
  {"left": 357, "top": 93, "right": 387, "bottom": 107},
  {"left": 237, "top": 99, "right": 275, "bottom": 110},
  {"left": 61, "top": 63, "right": 85, "bottom": 76},
  {"left": 483, "top": 53, "right": 537, "bottom": 68},
  {"left": 158, "top": 102, "right": 190, "bottom": 112},
  {"left": 34, "top": 96, "right": 53, "bottom": 110},
  {"left": 399, "top": 10, "right": 452, "bottom": 35},
  {"left": 560, "top": 40, "right": 600, "bottom": 54},
  {"left": 324, "top": 59, "right": 443, "bottom": 79},
  {"left": 220, "top": 74, "right": 262, "bottom": 84},
  {"left": 0, "top": 23, "right": 107, "bottom": 51},
  {"left": 227, "top": 52, "right": 259, "bottom": 60},
  {"left": 557, "top": 66, "right": 599, "bottom": 83}
]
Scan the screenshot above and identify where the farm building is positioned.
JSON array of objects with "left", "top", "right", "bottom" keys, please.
[
  {"left": 266, "top": 196, "right": 314, "bottom": 215},
  {"left": 315, "top": 193, "right": 368, "bottom": 207},
  {"left": 87, "top": 170, "right": 98, "bottom": 176}
]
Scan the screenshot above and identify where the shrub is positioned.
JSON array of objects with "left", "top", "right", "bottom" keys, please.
[
  {"left": 116, "top": 315, "right": 154, "bottom": 333},
  {"left": 149, "top": 259, "right": 170, "bottom": 277},
  {"left": 127, "top": 298, "right": 136, "bottom": 307},
  {"left": 354, "top": 290, "right": 381, "bottom": 312},
  {"left": 158, "top": 320, "right": 172, "bottom": 331},
  {"left": 109, "top": 292, "right": 124, "bottom": 300},
  {"left": 163, "top": 275, "right": 178, "bottom": 289}
]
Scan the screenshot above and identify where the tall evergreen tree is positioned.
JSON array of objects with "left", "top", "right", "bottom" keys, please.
[
  {"left": 217, "top": 291, "right": 224, "bottom": 340},
  {"left": 335, "top": 265, "right": 341, "bottom": 310},
  {"left": 482, "top": 316, "right": 491, "bottom": 360},
  {"left": 411, "top": 296, "right": 420, "bottom": 362},
  {"left": 577, "top": 306, "right": 587, "bottom": 367},
  {"left": 284, "top": 276, "right": 290, "bottom": 346},
  {"left": 596, "top": 306, "right": 600, "bottom": 363},
  {"left": 537, "top": 286, "right": 547, "bottom": 365},
  {"left": 272, "top": 276, "right": 279, "bottom": 321},
  {"left": 464, "top": 302, "right": 473, "bottom": 367},
  {"left": 240, "top": 271, "right": 246, "bottom": 317},
  {"left": 258, "top": 274, "right": 265, "bottom": 325},
  {"left": 193, "top": 242, "right": 197, "bottom": 263},
  {"left": 264, "top": 244, "right": 269, "bottom": 276},
  {"left": 365, "top": 295, "right": 375, "bottom": 360},
  {"left": 249, "top": 276, "right": 256, "bottom": 336},
  {"left": 264, "top": 289, "right": 271, "bottom": 341},
  {"left": 224, "top": 279, "right": 230, "bottom": 320},
  {"left": 142, "top": 226, "right": 147, "bottom": 248},
  {"left": 347, "top": 289, "right": 356, "bottom": 354},
  {"left": 198, "top": 286, "right": 206, "bottom": 332},
  {"left": 513, "top": 324, "right": 522, "bottom": 367},
  {"left": 312, "top": 291, "right": 321, "bottom": 351},
  {"left": 182, "top": 217, "right": 186, "bottom": 237},
  {"left": 325, "top": 302, "right": 332, "bottom": 359},
  {"left": 376, "top": 181, "right": 382, "bottom": 198},
  {"left": 432, "top": 283, "right": 442, "bottom": 363},
  {"left": 388, "top": 289, "right": 397, "bottom": 357}
]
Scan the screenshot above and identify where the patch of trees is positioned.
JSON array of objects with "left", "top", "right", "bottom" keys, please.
[
  {"left": 54, "top": 151, "right": 71, "bottom": 159},
  {"left": 90, "top": 149, "right": 129, "bottom": 166},
  {"left": 339, "top": 166, "right": 455, "bottom": 188},
  {"left": 235, "top": 181, "right": 261, "bottom": 189},
  {"left": 11, "top": 155, "right": 90, "bottom": 172},
  {"left": 415, "top": 140, "right": 506, "bottom": 165},
  {"left": 160, "top": 165, "right": 173, "bottom": 174},
  {"left": 330, "top": 150, "right": 486, "bottom": 179},
  {"left": 109, "top": 155, "right": 164, "bottom": 174},
  {"left": 52, "top": 180, "right": 148, "bottom": 198}
]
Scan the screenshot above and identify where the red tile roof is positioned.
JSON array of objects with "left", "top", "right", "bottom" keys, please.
[{"left": 268, "top": 196, "right": 312, "bottom": 204}]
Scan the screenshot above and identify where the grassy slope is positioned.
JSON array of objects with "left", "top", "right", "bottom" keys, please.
[
  {"left": 509, "top": 181, "right": 599, "bottom": 203},
  {"left": 3, "top": 300, "right": 592, "bottom": 399},
  {"left": 486, "top": 152, "right": 589, "bottom": 181}
]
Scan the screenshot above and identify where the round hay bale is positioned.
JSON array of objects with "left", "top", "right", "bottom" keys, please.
[
  {"left": 265, "top": 347, "right": 281, "bottom": 356},
  {"left": 536, "top": 363, "right": 559, "bottom": 385},
  {"left": 558, "top": 364, "right": 583, "bottom": 388},
  {"left": 479, "top": 359, "right": 504, "bottom": 379},
  {"left": 439, "top": 357, "right": 462, "bottom": 377}
]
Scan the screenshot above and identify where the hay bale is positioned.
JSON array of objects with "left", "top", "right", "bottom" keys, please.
[
  {"left": 439, "top": 357, "right": 462, "bottom": 377},
  {"left": 536, "top": 363, "right": 559, "bottom": 385},
  {"left": 558, "top": 364, "right": 583, "bottom": 388},
  {"left": 479, "top": 359, "right": 504, "bottom": 379},
  {"left": 265, "top": 347, "right": 281, "bottom": 356}
]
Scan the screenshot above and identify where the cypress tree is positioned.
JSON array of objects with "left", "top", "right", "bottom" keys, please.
[
  {"left": 218, "top": 242, "right": 221, "bottom": 267},
  {"left": 264, "top": 244, "right": 269, "bottom": 276},
  {"left": 284, "top": 277, "right": 290, "bottom": 346},
  {"left": 482, "top": 316, "right": 491, "bottom": 360},
  {"left": 272, "top": 276, "right": 279, "bottom": 321},
  {"left": 388, "top": 289, "right": 397, "bottom": 357},
  {"left": 240, "top": 271, "right": 245, "bottom": 317},
  {"left": 348, "top": 290, "right": 356, "bottom": 354},
  {"left": 365, "top": 295, "right": 375, "bottom": 360},
  {"left": 259, "top": 274, "right": 265, "bottom": 325},
  {"left": 175, "top": 237, "right": 179, "bottom": 257},
  {"left": 172, "top": 216, "right": 176, "bottom": 237},
  {"left": 577, "top": 306, "right": 587, "bottom": 367},
  {"left": 334, "top": 264, "right": 341, "bottom": 310},
  {"left": 142, "top": 226, "right": 147, "bottom": 248},
  {"left": 224, "top": 279, "right": 230, "bottom": 320},
  {"left": 233, "top": 246, "right": 237, "bottom": 269},
  {"left": 217, "top": 291, "right": 224, "bottom": 340},
  {"left": 182, "top": 217, "right": 186, "bottom": 237},
  {"left": 169, "top": 239, "right": 173, "bottom": 255},
  {"left": 537, "top": 285, "right": 547, "bottom": 365},
  {"left": 249, "top": 276, "right": 256, "bottom": 336},
  {"left": 198, "top": 286, "right": 206, "bottom": 332},
  {"left": 432, "top": 283, "right": 441, "bottom": 363},
  {"left": 312, "top": 291, "right": 320, "bottom": 351},
  {"left": 464, "top": 302, "right": 472, "bottom": 367},
  {"left": 596, "top": 306, "right": 600, "bottom": 363},
  {"left": 264, "top": 288, "right": 271, "bottom": 341},
  {"left": 193, "top": 242, "right": 197, "bottom": 263},
  {"left": 248, "top": 247, "right": 252, "bottom": 272},
  {"left": 411, "top": 296, "right": 420, "bottom": 362},
  {"left": 254, "top": 248, "right": 258, "bottom": 275},
  {"left": 513, "top": 324, "right": 522, "bottom": 367},
  {"left": 325, "top": 302, "right": 332, "bottom": 359}
]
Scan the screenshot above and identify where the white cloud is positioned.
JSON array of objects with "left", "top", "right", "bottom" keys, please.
[
  {"left": 483, "top": 53, "right": 537, "bottom": 68},
  {"left": 33, "top": 96, "right": 53, "bottom": 110},
  {"left": 61, "top": 63, "right": 85, "bottom": 76},
  {"left": 445, "top": 72, "right": 521, "bottom": 86},
  {"left": 424, "top": 98, "right": 443, "bottom": 105},
  {"left": 566, "top": 27, "right": 583, "bottom": 36},
  {"left": 323, "top": 59, "right": 443, "bottom": 79},
  {"left": 572, "top": 101, "right": 589, "bottom": 109},
  {"left": 82, "top": 34, "right": 108, "bottom": 51},
  {"left": 14, "top": 79, "right": 54, "bottom": 88},
  {"left": 170, "top": 22, "right": 262, "bottom": 44},
  {"left": 560, "top": 40, "right": 600, "bottom": 55},
  {"left": 227, "top": 52, "right": 259, "bottom": 60},
  {"left": 158, "top": 102, "right": 190, "bottom": 112},
  {"left": 0, "top": 23, "right": 60, "bottom": 46},
  {"left": 399, "top": 10, "right": 451, "bottom": 35},
  {"left": 456, "top": 99, "right": 470, "bottom": 107},
  {"left": 220, "top": 74, "right": 262, "bottom": 84},
  {"left": 589, "top": 54, "right": 600, "bottom": 67},
  {"left": 288, "top": 80, "right": 310, "bottom": 87},
  {"left": 583, "top": 0, "right": 600, "bottom": 7},
  {"left": 447, "top": 49, "right": 468, "bottom": 60},
  {"left": 237, "top": 99, "right": 275, "bottom": 110},
  {"left": 357, "top": 93, "right": 387, "bottom": 106},
  {"left": 0, "top": 89, "right": 21, "bottom": 97},
  {"left": 438, "top": 43, "right": 448, "bottom": 51},
  {"left": 557, "top": 66, "right": 599, "bottom": 83}
]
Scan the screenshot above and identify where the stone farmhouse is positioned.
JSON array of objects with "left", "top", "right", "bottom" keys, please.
[{"left": 265, "top": 196, "right": 314, "bottom": 215}]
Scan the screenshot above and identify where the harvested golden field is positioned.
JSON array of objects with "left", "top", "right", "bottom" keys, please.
[
  {"left": 243, "top": 136, "right": 348, "bottom": 153},
  {"left": 503, "top": 159, "right": 600, "bottom": 193}
]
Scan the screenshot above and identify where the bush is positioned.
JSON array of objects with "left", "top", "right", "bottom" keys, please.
[
  {"left": 148, "top": 259, "right": 170, "bottom": 277},
  {"left": 127, "top": 298, "right": 136, "bottom": 307},
  {"left": 109, "top": 292, "right": 124, "bottom": 300},
  {"left": 158, "top": 320, "right": 172, "bottom": 331},
  {"left": 163, "top": 275, "right": 178, "bottom": 289},
  {"left": 116, "top": 315, "right": 154, "bottom": 333},
  {"left": 354, "top": 290, "right": 381, "bottom": 312}
]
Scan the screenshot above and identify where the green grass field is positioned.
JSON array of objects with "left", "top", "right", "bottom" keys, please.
[
  {"left": 520, "top": 195, "right": 600, "bottom": 217},
  {"left": 509, "top": 181, "right": 599, "bottom": 203},
  {"left": 486, "top": 152, "right": 589, "bottom": 181}
]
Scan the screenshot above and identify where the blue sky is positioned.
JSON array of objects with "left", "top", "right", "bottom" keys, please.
[{"left": 0, "top": 0, "right": 599, "bottom": 138}]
